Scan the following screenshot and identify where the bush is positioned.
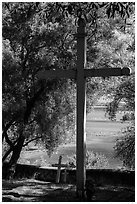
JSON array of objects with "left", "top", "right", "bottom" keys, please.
[
  {"left": 114, "top": 124, "right": 135, "bottom": 170},
  {"left": 67, "top": 150, "right": 109, "bottom": 169}
]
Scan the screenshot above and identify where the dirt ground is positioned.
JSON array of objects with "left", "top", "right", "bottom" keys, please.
[{"left": 2, "top": 179, "right": 135, "bottom": 202}]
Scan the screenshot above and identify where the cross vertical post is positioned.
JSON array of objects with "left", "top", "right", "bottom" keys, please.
[{"left": 76, "top": 18, "right": 87, "bottom": 197}]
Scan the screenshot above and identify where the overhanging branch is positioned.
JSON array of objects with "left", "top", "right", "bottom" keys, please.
[{"left": 23, "top": 136, "right": 42, "bottom": 147}]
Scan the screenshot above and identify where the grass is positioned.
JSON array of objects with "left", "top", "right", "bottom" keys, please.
[{"left": 19, "top": 108, "right": 129, "bottom": 169}]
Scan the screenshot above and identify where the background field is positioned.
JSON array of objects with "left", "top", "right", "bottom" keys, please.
[{"left": 19, "top": 107, "right": 129, "bottom": 169}]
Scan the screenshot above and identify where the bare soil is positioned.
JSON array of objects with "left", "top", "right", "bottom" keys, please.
[{"left": 2, "top": 179, "right": 135, "bottom": 202}]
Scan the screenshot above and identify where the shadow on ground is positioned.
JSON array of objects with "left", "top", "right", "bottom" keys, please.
[{"left": 2, "top": 179, "right": 135, "bottom": 202}]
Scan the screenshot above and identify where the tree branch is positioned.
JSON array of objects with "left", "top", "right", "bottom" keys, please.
[
  {"left": 3, "top": 131, "right": 14, "bottom": 148},
  {"left": 24, "top": 84, "right": 45, "bottom": 124},
  {"left": 2, "top": 120, "right": 15, "bottom": 143},
  {"left": 23, "top": 136, "right": 42, "bottom": 147},
  {"left": 2, "top": 139, "right": 18, "bottom": 163}
]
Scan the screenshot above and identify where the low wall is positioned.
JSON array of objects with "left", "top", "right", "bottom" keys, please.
[{"left": 3, "top": 163, "right": 135, "bottom": 187}]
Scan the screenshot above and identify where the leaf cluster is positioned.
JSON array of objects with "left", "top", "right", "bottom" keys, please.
[
  {"left": 114, "top": 124, "right": 135, "bottom": 170},
  {"left": 106, "top": 74, "right": 135, "bottom": 121},
  {"left": 67, "top": 150, "right": 109, "bottom": 169}
]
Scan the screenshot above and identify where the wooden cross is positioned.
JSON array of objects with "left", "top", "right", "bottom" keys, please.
[
  {"left": 56, "top": 155, "right": 62, "bottom": 183},
  {"left": 37, "top": 18, "right": 130, "bottom": 198},
  {"left": 52, "top": 155, "right": 69, "bottom": 183}
]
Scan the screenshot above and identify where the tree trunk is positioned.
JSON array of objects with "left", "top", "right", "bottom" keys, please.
[
  {"left": 3, "top": 85, "right": 45, "bottom": 179},
  {"left": 2, "top": 134, "right": 18, "bottom": 163},
  {"left": 2, "top": 147, "right": 13, "bottom": 163},
  {"left": 7, "top": 134, "right": 25, "bottom": 179}
]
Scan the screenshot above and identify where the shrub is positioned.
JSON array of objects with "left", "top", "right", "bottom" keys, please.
[
  {"left": 114, "top": 124, "right": 135, "bottom": 170},
  {"left": 67, "top": 150, "right": 109, "bottom": 169}
]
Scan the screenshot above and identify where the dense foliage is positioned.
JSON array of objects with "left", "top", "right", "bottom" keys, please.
[
  {"left": 67, "top": 150, "right": 109, "bottom": 169},
  {"left": 2, "top": 2, "right": 135, "bottom": 174},
  {"left": 114, "top": 124, "right": 135, "bottom": 170}
]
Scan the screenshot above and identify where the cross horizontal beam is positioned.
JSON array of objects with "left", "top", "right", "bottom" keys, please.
[
  {"left": 37, "top": 69, "right": 76, "bottom": 79},
  {"left": 37, "top": 67, "right": 130, "bottom": 80},
  {"left": 84, "top": 67, "right": 130, "bottom": 78}
]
